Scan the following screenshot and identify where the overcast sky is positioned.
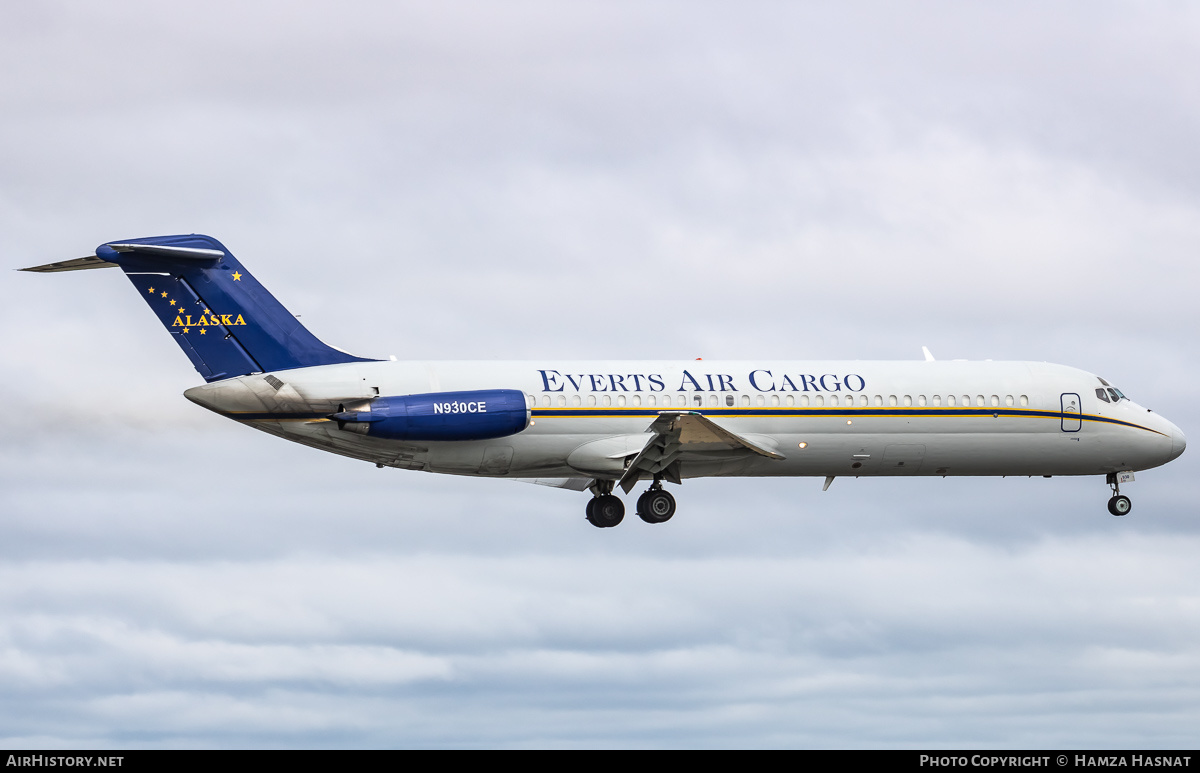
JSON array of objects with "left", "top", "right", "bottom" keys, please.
[{"left": 1, "top": 1, "right": 1198, "bottom": 748}]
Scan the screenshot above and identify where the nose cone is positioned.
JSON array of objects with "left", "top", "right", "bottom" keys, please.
[{"left": 1169, "top": 422, "right": 1187, "bottom": 461}]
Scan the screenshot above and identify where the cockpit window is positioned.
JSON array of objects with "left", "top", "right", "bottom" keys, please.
[
  {"left": 1097, "top": 377, "right": 1128, "bottom": 401},
  {"left": 1096, "top": 388, "right": 1110, "bottom": 403}
]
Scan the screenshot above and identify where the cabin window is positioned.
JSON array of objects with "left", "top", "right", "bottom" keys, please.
[
  {"left": 772, "top": 395, "right": 781, "bottom": 407},
  {"left": 694, "top": 395, "right": 703, "bottom": 407},
  {"left": 602, "top": 395, "right": 611, "bottom": 407},
  {"left": 587, "top": 395, "right": 596, "bottom": 407},
  {"left": 557, "top": 395, "right": 567, "bottom": 407},
  {"left": 755, "top": 394, "right": 765, "bottom": 407},
  {"left": 903, "top": 395, "right": 912, "bottom": 407},
  {"left": 990, "top": 395, "right": 1000, "bottom": 407},
  {"left": 1005, "top": 395, "right": 1014, "bottom": 407},
  {"left": 678, "top": 395, "right": 687, "bottom": 406},
  {"left": 947, "top": 395, "right": 956, "bottom": 406},
  {"left": 976, "top": 395, "right": 985, "bottom": 407},
  {"left": 661, "top": 395, "right": 671, "bottom": 407},
  {"left": 1096, "top": 388, "right": 1110, "bottom": 403},
  {"left": 526, "top": 395, "right": 535, "bottom": 408},
  {"left": 889, "top": 395, "right": 898, "bottom": 407},
  {"left": 800, "top": 395, "right": 810, "bottom": 407},
  {"left": 648, "top": 395, "right": 657, "bottom": 406},
  {"left": 726, "top": 395, "right": 735, "bottom": 407},
  {"left": 918, "top": 395, "right": 927, "bottom": 406},
  {"left": 1020, "top": 395, "right": 1029, "bottom": 407},
  {"left": 741, "top": 395, "right": 750, "bottom": 407},
  {"left": 542, "top": 395, "right": 551, "bottom": 407},
  {"left": 617, "top": 395, "right": 627, "bottom": 407},
  {"left": 708, "top": 394, "right": 718, "bottom": 407},
  {"left": 815, "top": 395, "right": 825, "bottom": 407},
  {"left": 785, "top": 395, "right": 795, "bottom": 406},
  {"left": 632, "top": 395, "right": 642, "bottom": 407},
  {"left": 571, "top": 394, "right": 581, "bottom": 407},
  {"left": 932, "top": 395, "right": 941, "bottom": 406}
]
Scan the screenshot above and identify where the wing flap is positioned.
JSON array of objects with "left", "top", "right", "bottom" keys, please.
[{"left": 618, "top": 411, "right": 785, "bottom": 492}]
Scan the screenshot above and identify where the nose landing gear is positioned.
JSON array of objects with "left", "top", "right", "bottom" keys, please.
[{"left": 1106, "top": 472, "right": 1133, "bottom": 516}]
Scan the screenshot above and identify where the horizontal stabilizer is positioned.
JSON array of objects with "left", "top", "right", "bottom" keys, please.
[
  {"left": 20, "top": 243, "right": 223, "bottom": 274},
  {"left": 103, "top": 243, "right": 224, "bottom": 265},
  {"left": 19, "top": 256, "right": 119, "bottom": 273}
]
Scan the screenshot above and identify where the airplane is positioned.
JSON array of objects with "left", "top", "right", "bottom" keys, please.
[{"left": 22, "top": 234, "right": 1186, "bottom": 528}]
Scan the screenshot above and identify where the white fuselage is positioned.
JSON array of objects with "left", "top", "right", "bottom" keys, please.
[{"left": 183, "top": 359, "right": 1186, "bottom": 482}]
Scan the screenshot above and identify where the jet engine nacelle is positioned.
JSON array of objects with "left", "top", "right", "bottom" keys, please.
[{"left": 330, "top": 389, "right": 530, "bottom": 441}]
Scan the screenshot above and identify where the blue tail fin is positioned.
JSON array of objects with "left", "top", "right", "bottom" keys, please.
[{"left": 96, "top": 234, "right": 375, "bottom": 381}]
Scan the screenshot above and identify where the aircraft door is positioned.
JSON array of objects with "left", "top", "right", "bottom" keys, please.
[{"left": 1060, "top": 393, "right": 1082, "bottom": 432}]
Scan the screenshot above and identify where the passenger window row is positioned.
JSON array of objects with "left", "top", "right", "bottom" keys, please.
[{"left": 529, "top": 393, "right": 1032, "bottom": 409}]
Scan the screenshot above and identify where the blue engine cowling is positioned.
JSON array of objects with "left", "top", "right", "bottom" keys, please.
[{"left": 330, "top": 389, "right": 530, "bottom": 441}]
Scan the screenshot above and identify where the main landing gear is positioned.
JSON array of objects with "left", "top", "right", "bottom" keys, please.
[
  {"left": 585, "top": 481, "right": 677, "bottom": 528},
  {"left": 636, "top": 484, "right": 676, "bottom": 524},
  {"left": 586, "top": 493, "right": 625, "bottom": 528},
  {"left": 1106, "top": 472, "right": 1132, "bottom": 517}
]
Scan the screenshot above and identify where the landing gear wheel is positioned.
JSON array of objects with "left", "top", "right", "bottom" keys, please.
[
  {"left": 1107, "top": 495, "right": 1132, "bottom": 516},
  {"left": 637, "top": 488, "right": 676, "bottom": 524},
  {"left": 586, "top": 494, "right": 625, "bottom": 528}
]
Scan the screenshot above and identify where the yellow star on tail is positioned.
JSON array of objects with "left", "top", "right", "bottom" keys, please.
[
  {"left": 147, "top": 287, "right": 155, "bottom": 294},
  {"left": 231, "top": 271, "right": 242, "bottom": 281},
  {"left": 161, "top": 291, "right": 167, "bottom": 298}
]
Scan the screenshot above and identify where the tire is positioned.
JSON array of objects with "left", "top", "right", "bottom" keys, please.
[
  {"left": 638, "top": 489, "right": 676, "bottom": 524},
  {"left": 1107, "top": 495, "right": 1132, "bottom": 516},
  {"left": 588, "top": 494, "right": 625, "bottom": 527}
]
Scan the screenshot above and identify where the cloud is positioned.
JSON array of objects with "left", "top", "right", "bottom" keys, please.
[{"left": 0, "top": 530, "right": 1198, "bottom": 747}]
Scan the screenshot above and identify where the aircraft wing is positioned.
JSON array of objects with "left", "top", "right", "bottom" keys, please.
[
  {"left": 516, "top": 478, "right": 595, "bottom": 492},
  {"left": 617, "top": 411, "right": 785, "bottom": 493}
]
